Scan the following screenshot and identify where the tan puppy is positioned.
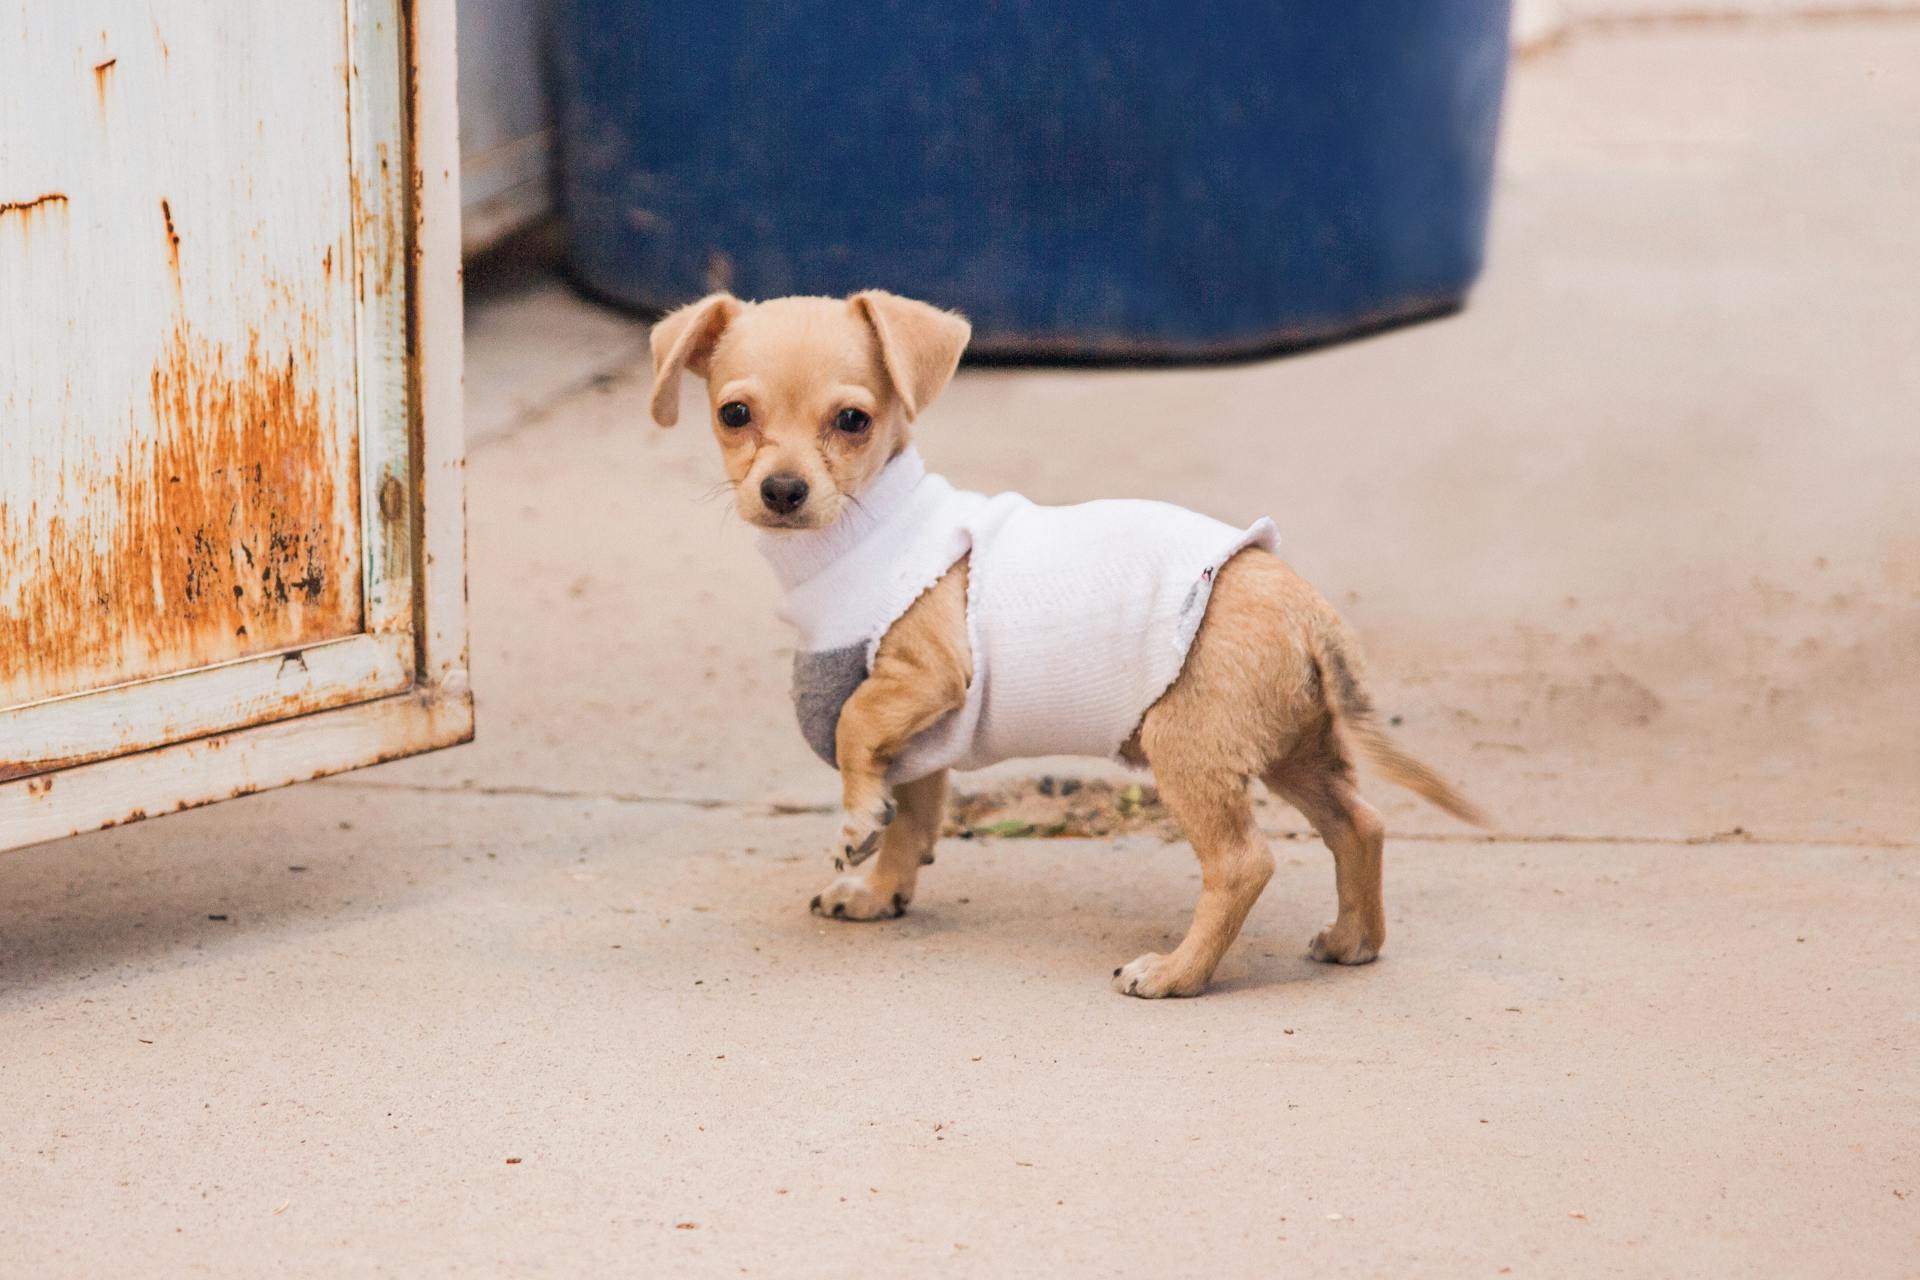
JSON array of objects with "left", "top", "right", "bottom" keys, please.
[{"left": 650, "top": 290, "right": 1483, "bottom": 998}]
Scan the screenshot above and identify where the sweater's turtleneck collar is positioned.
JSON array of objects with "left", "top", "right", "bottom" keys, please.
[{"left": 753, "top": 445, "right": 928, "bottom": 590}]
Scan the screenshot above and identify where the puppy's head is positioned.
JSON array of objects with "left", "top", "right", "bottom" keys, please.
[{"left": 648, "top": 291, "right": 971, "bottom": 530}]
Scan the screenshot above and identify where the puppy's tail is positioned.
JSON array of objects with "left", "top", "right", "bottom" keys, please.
[{"left": 1311, "top": 623, "right": 1488, "bottom": 828}]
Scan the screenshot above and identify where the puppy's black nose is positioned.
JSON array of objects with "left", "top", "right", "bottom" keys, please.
[{"left": 760, "top": 473, "right": 809, "bottom": 515}]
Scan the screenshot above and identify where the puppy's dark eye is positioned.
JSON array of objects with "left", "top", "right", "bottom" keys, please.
[
  {"left": 834, "top": 407, "right": 871, "bottom": 435},
  {"left": 718, "top": 401, "right": 751, "bottom": 428}
]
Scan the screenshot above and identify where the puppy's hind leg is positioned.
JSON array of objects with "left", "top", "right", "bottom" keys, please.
[
  {"left": 1114, "top": 762, "right": 1274, "bottom": 998},
  {"left": 813, "top": 770, "right": 948, "bottom": 920},
  {"left": 1267, "top": 739, "right": 1387, "bottom": 965}
]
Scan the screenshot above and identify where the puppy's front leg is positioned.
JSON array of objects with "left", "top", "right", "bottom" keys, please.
[
  {"left": 812, "top": 770, "right": 948, "bottom": 920},
  {"left": 812, "top": 562, "right": 969, "bottom": 920}
]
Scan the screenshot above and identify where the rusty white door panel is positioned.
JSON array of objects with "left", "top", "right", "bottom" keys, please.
[{"left": 0, "top": 0, "right": 470, "bottom": 848}]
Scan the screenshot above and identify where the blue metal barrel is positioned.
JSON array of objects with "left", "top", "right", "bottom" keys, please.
[{"left": 557, "top": 1, "right": 1511, "bottom": 358}]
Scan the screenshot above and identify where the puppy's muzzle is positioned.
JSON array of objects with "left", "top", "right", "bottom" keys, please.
[{"left": 760, "top": 472, "right": 809, "bottom": 516}]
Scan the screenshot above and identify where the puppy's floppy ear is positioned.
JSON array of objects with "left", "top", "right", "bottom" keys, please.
[
  {"left": 649, "top": 292, "right": 741, "bottom": 426},
  {"left": 850, "top": 290, "right": 972, "bottom": 420}
]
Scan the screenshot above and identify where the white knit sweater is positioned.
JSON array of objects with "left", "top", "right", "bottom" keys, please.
[{"left": 755, "top": 447, "right": 1279, "bottom": 784}]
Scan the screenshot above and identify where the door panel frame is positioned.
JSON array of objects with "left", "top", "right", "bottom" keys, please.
[
  {"left": 0, "top": 690, "right": 471, "bottom": 850},
  {"left": 0, "top": 0, "right": 417, "bottom": 781},
  {"left": 0, "top": 0, "right": 469, "bottom": 854},
  {"left": 351, "top": 0, "right": 417, "bottom": 638},
  {"left": 0, "top": 632, "right": 412, "bottom": 783}
]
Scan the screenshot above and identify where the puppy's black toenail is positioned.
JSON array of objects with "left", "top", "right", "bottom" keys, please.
[
  {"left": 831, "top": 902, "right": 846, "bottom": 918},
  {"left": 1113, "top": 967, "right": 1123, "bottom": 978},
  {"left": 810, "top": 895, "right": 823, "bottom": 912},
  {"left": 834, "top": 857, "right": 845, "bottom": 871},
  {"left": 854, "top": 829, "right": 881, "bottom": 857},
  {"left": 891, "top": 893, "right": 906, "bottom": 915},
  {"left": 844, "top": 843, "right": 855, "bottom": 856},
  {"left": 879, "top": 799, "right": 897, "bottom": 825}
]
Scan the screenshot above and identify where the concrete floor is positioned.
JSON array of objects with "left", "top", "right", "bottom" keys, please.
[{"left": 5, "top": 17, "right": 1918, "bottom": 1278}]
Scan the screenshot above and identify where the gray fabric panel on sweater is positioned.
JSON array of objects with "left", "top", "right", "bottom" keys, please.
[{"left": 792, "top": 644, "right": 869, "bottom": 767}]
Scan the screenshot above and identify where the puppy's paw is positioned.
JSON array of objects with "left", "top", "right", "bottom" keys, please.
[
  {"left": 1112, "top": 952, "right": 1206, "bottom": 999},
  {"left": 836, "top": 796, "right": 897, "bottom": 868},
  {"left": 1307, "top": 926, "right": 1380, "bottom": 966},
  {"left": 810, "top": 873, "right": 908, "bottom": 922}
]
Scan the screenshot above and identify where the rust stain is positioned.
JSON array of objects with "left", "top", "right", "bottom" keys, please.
[
  {"left": 0, "top": 192, "right": 69, "bottom": 217},
  {"left": 0, "top": 193, "right": 70, "bottom": 251},
  {"left": 2, "top": 755, "right": 90, "bottom": 785},
  {"left": 350, "top": 142, "right": 401, "bottom": 297},
  {"left": 0, "top": 321, "right": 361, "bottom": 709},
  {"left": 93, "top": 56, "right": 116, "bottom": 109},
  {"left": 403, "top": 0, "right": 424, "bottom": 368},
  {"left": 379, "top": 474, "right": 405, "bottom": 523},
  {"left": 159, "top": 198, "right": 181, "bottom": 281},
  {"left": 100, "top": 808, "right": 150, "bottom": 831},
  {"left": 376, "top": 472, "right": 412, "bottom": 587}
]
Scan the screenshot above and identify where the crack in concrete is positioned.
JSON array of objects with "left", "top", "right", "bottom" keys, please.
[
  {"left": 328, "top": 777, "right": 738, "bottom": 810},
  {"left": 468, "top": 342, "right": 649, "bottom": 455},
  {"left": 323, "top": 778, "right": 1917, "bottom": 849},
  {"left": 1517, "top": 3, "right": 1920, "bottom": 58},
  {"left": 1266, "top": 828, "right": 1918, "bottom": 850}
]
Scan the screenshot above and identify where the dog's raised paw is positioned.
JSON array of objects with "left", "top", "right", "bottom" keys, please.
[
  {"left": 811, "top": 873, "right": 908, "bottom": 922},
  {"left": 840, "top": 827, "right": 882, "bottom": 864},
  {"left": 837, "top": 799, "right": 895, "bottom": 867},
  {"left": 1112, "top": 952, "right": 1205, "bottom": 999}
]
